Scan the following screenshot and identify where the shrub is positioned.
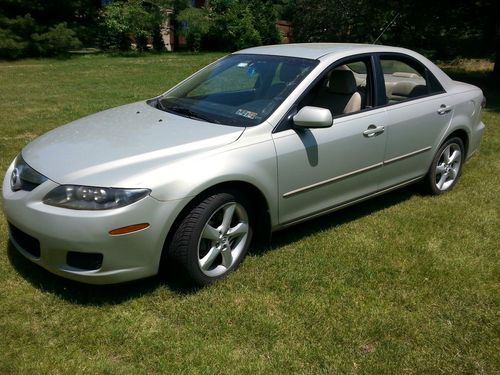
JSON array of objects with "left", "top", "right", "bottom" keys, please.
[
  {"left": 205, "top": 1, "right": 262, "bottom": 51},
  {"left": 99, "top": 0, "right": 167, "bottom": 52},
  {"left": 0, "top": 14, "right": 36, "bottom": 59},
  {"left": 31, "top": 23, "right": 82, "bottom": 56},
  {"left": 177, "top": 7, "right": 210, "bottom": 52},
  {"left": 0, "top": 28, "right": 28, "bottom": 59}
]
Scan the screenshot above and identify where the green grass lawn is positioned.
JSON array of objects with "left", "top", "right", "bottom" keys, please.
[{"left": 0, "top": 53, "right": 498, "bottom": 374}]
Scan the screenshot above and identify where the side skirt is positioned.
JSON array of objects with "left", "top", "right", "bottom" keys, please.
[{"left": 275, "top": 175, "right": 423, "bottom": 231}]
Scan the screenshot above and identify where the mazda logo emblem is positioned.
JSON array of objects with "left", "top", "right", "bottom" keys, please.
[{"left": 10, "top": 168, "right": 22, "bottom": 191}]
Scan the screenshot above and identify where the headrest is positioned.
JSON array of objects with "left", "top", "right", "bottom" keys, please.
[
  {"left": 409, "top": 84, "right": 428, "bottom": 97},
  {"left": 279, "top": 64, "right": 303, "bottom": 82},
  {"left": 390, "top": 81, "right": 415, "bottom": 97},
  {"left": 329, "top": 70, "right": 357, "bottom": 94}
]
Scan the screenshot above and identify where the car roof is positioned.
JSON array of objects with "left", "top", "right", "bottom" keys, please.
[
  {"left": 235, "top": 43, "right": 454, "bottom": 90},
  {"left": 235, "top": 43, "right": 404, "bottom": 60}
]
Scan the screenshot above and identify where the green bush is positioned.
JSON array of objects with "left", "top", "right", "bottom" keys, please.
[
  {"left": 99, "top": 0, "right": 166, "bottom": 52},
  {"left": 0, "top": 14, "right": 36, "bottom": 59},
  {"left": 31, "top": 23, "right": 82, "bottom": 56},
  {"left": 0, "top": 15, "right": 81, "bottom": 59},
  {"left": 205, "top": 0, "right": 263, "bottom": 51},
  {"left": 177, "top": 7, "right": 210, "bottom": 52},
  {"left": 0, "top": 28, "right": 28, "bottom": 59},
  {"left": 247, "top": 0, "right": 281, "bottom": 45}
]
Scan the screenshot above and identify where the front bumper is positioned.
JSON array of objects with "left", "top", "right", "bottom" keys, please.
[{"left": 2, "top": 163, "right": 189, "bottom": 284}]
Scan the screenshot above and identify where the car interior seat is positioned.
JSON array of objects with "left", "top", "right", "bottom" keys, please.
[{"left": 312, "top": 69, "right": 362, "bottom": 115}]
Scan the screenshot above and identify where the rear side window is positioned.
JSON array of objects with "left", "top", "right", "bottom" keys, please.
[{"left": 380, "top": 56, "right": 444, "bottom": 105}]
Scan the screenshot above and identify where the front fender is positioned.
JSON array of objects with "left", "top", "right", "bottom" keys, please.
[{"left": 148, "top": 135, "right": 279, "bottom": 226}]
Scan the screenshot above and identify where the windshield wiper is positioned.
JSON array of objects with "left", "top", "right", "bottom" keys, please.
[{"left": 163, "top": 104, "right": 220, "bottom": 124}]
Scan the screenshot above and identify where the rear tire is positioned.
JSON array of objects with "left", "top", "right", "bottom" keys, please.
[
  {"left": 423, "top": 137, "right": 464, "bottom": 195},
  {"left": 168, "top": 191, "right": 253, "bottom": 286}
]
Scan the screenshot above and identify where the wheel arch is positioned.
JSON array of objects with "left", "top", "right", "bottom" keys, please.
[
  {"left": 160, "top": 180, "right": 272, "bottom": 269},
  {"left": 444, "top": 128, "right": 469, "bottom": 158}
]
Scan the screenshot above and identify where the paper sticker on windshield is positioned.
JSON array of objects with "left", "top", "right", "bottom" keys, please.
[{"left": 236, "top": 109, "right": 257, "bottom": 119}]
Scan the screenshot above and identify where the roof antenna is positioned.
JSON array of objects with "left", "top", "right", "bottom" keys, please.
[{"left": 372, "top": 12, "right": 400, "bottom": 44}]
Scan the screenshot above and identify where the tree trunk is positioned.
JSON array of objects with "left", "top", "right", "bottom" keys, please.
[
  {"left": 493, "top": 25, "right": 500, "bottom": 82},
  {"left": 494, "top": 43, "right": 500, "bottom": 82}
]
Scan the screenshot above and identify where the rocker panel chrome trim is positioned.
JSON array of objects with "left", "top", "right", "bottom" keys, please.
[
  {"left": 383, "top": 146, "right": 432, "bottom": 165},
  {"left": 278, "top": 176, "right": 423, "bottom": 228},
  {"left": 282, "top": 147, "right": 432, "bottom": 198},
  {"left": 283, "top": 162, "right": 383, "bottom": 198}
]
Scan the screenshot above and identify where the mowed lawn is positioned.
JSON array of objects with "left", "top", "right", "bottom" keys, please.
[{"left": 0, "top": 53, "right": 498, "bottom": 374}]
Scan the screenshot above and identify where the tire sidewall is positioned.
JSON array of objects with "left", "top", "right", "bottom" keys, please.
[
  {"left": 177, "top": 191, "right": 254, "bottom": 285},
  {"left": 427, "top": 137, "right": 465, "bottom": 195}
]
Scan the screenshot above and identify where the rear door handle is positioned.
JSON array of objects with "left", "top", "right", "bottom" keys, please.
[
  {"left": 437, "top": 104, "right": 453, "bottom": 115},
  {"left": 363, "top": 124, "right": 385, "bottom": 137}
]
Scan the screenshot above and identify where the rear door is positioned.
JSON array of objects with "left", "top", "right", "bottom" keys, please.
[{"left": 376, "top": 54, "right": 452, "bottom": 188}]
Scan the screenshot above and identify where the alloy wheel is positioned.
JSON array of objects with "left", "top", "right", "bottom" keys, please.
[
  {"left": 197, "top": 202, "right": 250, "bottom": 277},
  {"left": 434, "top": 143, "right": 462, "bottom": 191}
]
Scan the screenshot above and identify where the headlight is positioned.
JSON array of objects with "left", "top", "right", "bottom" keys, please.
[
  {"left": 43, "top": 185, "right": 150, "bottom": 210},
  {"left": 11, "top": 154, "right": 48, "bottom": 191}
]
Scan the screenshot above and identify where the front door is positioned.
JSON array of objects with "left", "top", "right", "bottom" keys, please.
[{"left": 273, "top": 108, "right": 387, "bottom": 224}]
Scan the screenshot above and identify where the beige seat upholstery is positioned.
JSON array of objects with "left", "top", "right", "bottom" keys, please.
[
  {"left": 388, "top": 81, "right": 428, "bottom": 103},
  {"left": 312, "top": 70, "right": 362, "bottom": 115}
]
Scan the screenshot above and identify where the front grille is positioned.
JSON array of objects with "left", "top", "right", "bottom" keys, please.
[
  {"left": 8, "top": 223, "right": 41, "bottom": 258},
  {"left": 67, "top": 251, "right": 103, "bottom": 270}
]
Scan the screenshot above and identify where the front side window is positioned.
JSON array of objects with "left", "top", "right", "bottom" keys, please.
[
  {"left": 150, "top": 54, "right": 318, "bottom": 126},
  {"left": 298, "top": 57, "right": 373, "bottom": 118},
  {"left": 380, "top": 56, "right": 444, "bottom": 105}
]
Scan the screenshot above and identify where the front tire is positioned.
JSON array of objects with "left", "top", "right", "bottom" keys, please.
[
  {"left": 424, "top": 137, "right": 464, "bottom": 195},
  {"left": 168, "top": 191, "right": 253, "bottom": 286}
]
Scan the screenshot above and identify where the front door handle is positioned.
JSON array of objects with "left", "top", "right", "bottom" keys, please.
[
  {"left": 437, "top": 104, "right": 453, "bottom": 115},
  {"left": 363, "top": 124, "right": 385, "bottom": 137}
]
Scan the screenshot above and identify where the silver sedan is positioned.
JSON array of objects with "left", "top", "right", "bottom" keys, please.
[{"left": 2, "top": 43, "right": 486, "bottom": 285}]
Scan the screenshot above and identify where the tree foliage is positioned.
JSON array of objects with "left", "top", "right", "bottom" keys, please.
[
  {"left": 0, "top": 14, "right": 81, "bottom": 58},
  {"left": 99, "top": 0, "right": 171, "bottom": 51},
  {"left": 0, "top": 0, "right": 98, "bottom": 59},
  {"left": 177, "top": 7, "right": 210, "bottom": 51},
  {"left": 175, "top": 0, "right": 281, "bottom": 52},
  {"left": 286, "top": 0, "right": 498, "bottom": 59},
  {"left": 205, "top": 0, "right": 261, "bottom": 51},
  {"left": 0, "top": 0, "right": 497, "bottom": 63}
]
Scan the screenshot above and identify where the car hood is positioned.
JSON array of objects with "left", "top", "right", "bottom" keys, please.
[{"left": 22, "top": 101, "right": 244, "bottom": 187}]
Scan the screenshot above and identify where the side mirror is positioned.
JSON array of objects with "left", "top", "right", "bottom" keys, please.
[{"left": 293, "top": 106, "right": 333, "bottom": 129}]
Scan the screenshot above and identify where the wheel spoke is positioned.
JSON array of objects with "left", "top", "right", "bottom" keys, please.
[
  {"left": 221, "top": 248, "right": 233, "bottom": 268},
  {"left": 202, "top": 224, "right": 219, "bottom": 241},
  {"left": 436, "top": 164, "right": 447, "bottom": 174},
  {"left": 449, "top": 150, "right": 460, "bottom": 164},
  {"left": 221, "top": 203, "right": 236, "bottom": 234},
  {"left": 437, "top": 172, "right": 448, "bottom": 190},
  {"left": 227, "top": 222, "right": 248, "bottom": 238},
  {"left": 449, "top": 167, "right": 458, "bottom": 180},
  {"left": 200, "top": 246, "right": 220, "bottom": 270},
  {"left": 443, "top": 146, "right": 451, "bottom": 163}
]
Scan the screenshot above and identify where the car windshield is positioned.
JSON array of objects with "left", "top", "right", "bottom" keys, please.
[{"left": 150, "top": 54, "right": 318, "bottom": 126}]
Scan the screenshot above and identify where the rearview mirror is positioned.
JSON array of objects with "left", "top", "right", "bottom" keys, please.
[{"left": 293, "top": 106, "right": 333, "bottom": 128}]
